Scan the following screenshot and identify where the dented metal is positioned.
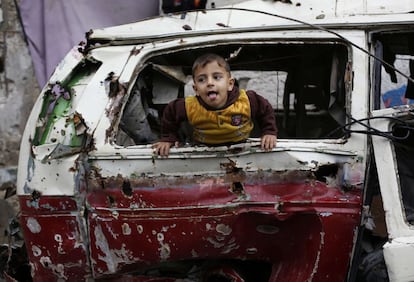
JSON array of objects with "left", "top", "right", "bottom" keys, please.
[{"left": 11, "top": 0, "right": 414, "bottom": 281}]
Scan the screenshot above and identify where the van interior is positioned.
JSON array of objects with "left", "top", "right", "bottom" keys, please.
[{"left": 115, "top": 42, "right": 350, "bottom": 146}]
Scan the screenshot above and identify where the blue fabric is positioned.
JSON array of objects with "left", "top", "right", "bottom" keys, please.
[{"left": 383, "top": 84, "right": 414, "bottom": 107}]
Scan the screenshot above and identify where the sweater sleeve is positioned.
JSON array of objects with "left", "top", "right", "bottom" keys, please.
[
  {"left": 246, "top": 90, "right": 278, "bottom": 136},
  {"left": 159, "top": 98, "right": 188, "bottom": 142}
]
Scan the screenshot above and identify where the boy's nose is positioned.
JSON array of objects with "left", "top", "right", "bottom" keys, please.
[{"left": 207, "top": 76, "right": 214, "bottom": 85}]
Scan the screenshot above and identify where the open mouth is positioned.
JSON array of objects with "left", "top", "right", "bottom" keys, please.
[{"left": 207, "top": 91, "right": 218, "bottom": 100}]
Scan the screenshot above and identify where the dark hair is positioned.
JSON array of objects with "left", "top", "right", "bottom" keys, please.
[{"left": 192, "top": 53, "right": 231, "bottom": 77}]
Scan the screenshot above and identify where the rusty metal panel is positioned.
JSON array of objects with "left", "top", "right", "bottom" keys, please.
[
  {"left": 18, "top": 196, "right": 91, "bottom": 281},
  {"left": 85, "top": 171, "right": 361, "bottom": 280},
  {"left": 15, "top": 1, "right": 414, "bottom": 280}
]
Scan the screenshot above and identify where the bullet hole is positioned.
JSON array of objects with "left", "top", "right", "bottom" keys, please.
[
  {"left": 216, "top": 23, "right": 229, "bottom": 28},
  {"left": 220, "top": 158, "right": 240, "bottom": 173},
  {"left": 31, "top": 190, "right": 41, "bottom": 201},
  {"left": 276, "top": 202, "right": 284, "bottom": 213},
  {"left": 314, "top": 164, "right": 338, "bottom": 183},
  {"left": 39, "top": 256, "right": 52, "bottom": 268},
  {"left": 107, "top": 195, "right": 115, "bottom": 207},
  {"left": 231, "top": 181, "right": 244, "bottom": 195},
  {"left": 122, "top": 180, "right": 133, "bottom": 197}
]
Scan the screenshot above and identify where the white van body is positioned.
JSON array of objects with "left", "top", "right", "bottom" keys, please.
[{"left": 13, "top": 1, "right": 414, "bottom": 281}]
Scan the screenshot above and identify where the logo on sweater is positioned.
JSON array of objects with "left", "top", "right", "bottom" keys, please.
[{"left": 231, "top": 114, "right": 243, "bottom": 126}]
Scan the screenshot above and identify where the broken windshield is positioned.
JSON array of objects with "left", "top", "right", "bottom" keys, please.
[{"left": 115, "top": 41, "right": 350, "bottom": 147}]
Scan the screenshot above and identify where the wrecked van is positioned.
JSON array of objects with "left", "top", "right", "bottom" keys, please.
[{"left": 10, "top": 0, "right": 414, "bottom": 281}]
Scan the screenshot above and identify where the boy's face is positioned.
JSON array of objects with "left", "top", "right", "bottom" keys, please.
[{"left": 192, "top": 61, "right": 235, "bottom": 109}]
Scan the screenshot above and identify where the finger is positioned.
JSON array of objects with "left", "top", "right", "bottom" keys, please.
[
  {"left": 265, "top": 141, "right": 272, "bottom": 151},
  {"left": 261, "top": 139, "right": 269, "bottom": 151},
  {"left": 162, "top": 146, "right": 170, "bottom": 157}
]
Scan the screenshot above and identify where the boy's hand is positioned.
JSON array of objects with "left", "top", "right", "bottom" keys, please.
[
  {"left": 261, "top": 134, "right": 277, "bottom": 151},
  {"left": 152, "top": 141, "right": 177, "bottom": 157}
]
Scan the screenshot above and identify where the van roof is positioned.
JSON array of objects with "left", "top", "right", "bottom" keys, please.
[{"left": 87, "top": 0, "right": 414, "bottom": 42}]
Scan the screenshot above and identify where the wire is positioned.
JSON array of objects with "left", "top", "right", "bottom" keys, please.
[
  {"left": 210, "top": 7, "right": 414, "bottom": 84},
  {"left": 326, "top": 113, "right": 414, "bottom": 142}
]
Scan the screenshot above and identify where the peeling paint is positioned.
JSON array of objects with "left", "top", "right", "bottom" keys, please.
[
  {"left": 25, "top": 199, "right": 39, "bottom": 209},
  {"left": 17, "top": 1, "right": 414, "bottom": 280},
  {"left": 216, "top": 224, "right": 232, "bottom": 236},
  {"left": 39, "top": 256, "right": 68, "bottom": 280},
  {"left": 206, "top": 237, "right": 225, "bottom": 248},
  {"left": 54, "top": 234, "right": 66, "bottom": 254},
  {"left": 137, "top": 225, "right": 144, "bottom": 234},
  {"left": 104, "top": 73, "right": 127, "bottom": 143},
  {"left": 221, "top": 237, "right": 239, "bottom": 254},
  {"left": 309, "top": 231, "right": 325, "bottom": 281},
  {"left": 32, "top": 245, "right": 42, "bottom": 257},
  {"left": 121, "top": 223, "right": 131, "bottom": 235},
  {"left": 26, "top": 217, "right": 41, "bottom": 233},
  {"left": 157, "top": 232, "right": 171, "bottom": 260},
  {"left": 94, "top": 224, "right": 116, "bottom": 273}
]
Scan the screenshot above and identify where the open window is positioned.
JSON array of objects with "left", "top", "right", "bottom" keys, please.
[
  {"left": 115, "top": 42, "right": 350, "bottom": 146},
  {"left": 369, "top": 30, "right": 414, "bottom": 231},
  {"left": 372, "top": 30, "right": 414, "bottom": 109},
  {"left": 371, "top": 30, "right": 414, "bottom": 225}
]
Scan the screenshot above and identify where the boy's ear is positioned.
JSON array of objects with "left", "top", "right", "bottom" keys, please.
[
  {"left": 192, "top": 84, "right": 199, "bottom": 96},
  {"left": 228, "top": 77, "right": 235, "bottom": 91}
]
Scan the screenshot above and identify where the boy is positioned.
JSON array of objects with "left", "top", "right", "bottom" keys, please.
[{"left": 153, "top": 53, "right": 277, "bottom": 156}]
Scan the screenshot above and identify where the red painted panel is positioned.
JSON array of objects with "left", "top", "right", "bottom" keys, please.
[
  {"left": 18, "top": 179, "right": 361, "bottom": 280},
  {"left": 19, "top": 196, "right": 91, "bottom": 281},
  {"left": 86, "top": 180, "right": 361, "bottom": 280}
]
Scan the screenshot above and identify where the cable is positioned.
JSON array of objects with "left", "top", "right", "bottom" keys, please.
[
  {"left": 207, "top": 6, "right": 414, "bottom": 84},
  {"left": 325, "top": 113, "right": 414, "bottom": 142}
]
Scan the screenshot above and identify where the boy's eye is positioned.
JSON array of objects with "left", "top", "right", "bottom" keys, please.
[
  {"left": 195, "top": 73, "right": 223, "bottom": 83},
  {"left": 197, "top": 77, "right": 206, "bottom": 83}
]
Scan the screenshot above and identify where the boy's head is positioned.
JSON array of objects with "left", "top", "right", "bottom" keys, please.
[
  {"left": 191, "top": 53, "right": 231, "bottom": 77},
  {"left": 192, "top": 53, "right": 235, "bottom": 109}
]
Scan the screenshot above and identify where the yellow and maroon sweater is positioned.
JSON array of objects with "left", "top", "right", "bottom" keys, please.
[
  {"left": 160, "top": 86, "right": 277, "bottom": 145},
  {"left": 185, "top": 89, "right": 253, "bottom": 144}
]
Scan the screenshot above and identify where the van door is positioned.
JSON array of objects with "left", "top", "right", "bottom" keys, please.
[{"left": 370, "top": 106, "right": 414, "bottom": 282}]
